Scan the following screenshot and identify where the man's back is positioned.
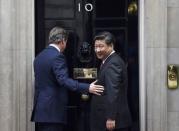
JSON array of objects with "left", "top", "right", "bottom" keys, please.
[
  {"left": 32, "top": 46, "right": 69, "bottom": 123},
  {"left": 34, "top": 46, "right": 62, "bottom": 87}
]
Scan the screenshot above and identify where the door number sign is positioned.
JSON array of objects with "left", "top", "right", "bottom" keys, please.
[{"left": 78, "top": 3, "right": 93, "bottom": 12}]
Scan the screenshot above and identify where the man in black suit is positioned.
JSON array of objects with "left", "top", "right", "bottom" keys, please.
[
  {"left": 31, "top": 27, "right": 104, "bottom": 131},
  {"left": 90, "top": 31, "right": 132, "bottom": 131}
]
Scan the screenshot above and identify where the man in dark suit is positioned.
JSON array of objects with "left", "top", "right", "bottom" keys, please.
[
  {"left": 31, "top": 27, "right": 104, "bottom": 131},
  {"left": 90, "top": 31, "right": 132, "bottom": 131}
]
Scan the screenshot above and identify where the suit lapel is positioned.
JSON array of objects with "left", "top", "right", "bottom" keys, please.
[
  {"left": 98, "top": 53, "right": 116, "bottom": 79},
  {"left": 100, "top": 52, "right": 116, "bottom": 70}
]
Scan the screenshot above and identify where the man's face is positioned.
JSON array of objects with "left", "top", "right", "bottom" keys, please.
[{"left": 94, "top": 40, "right": 112, "bottom": 60}]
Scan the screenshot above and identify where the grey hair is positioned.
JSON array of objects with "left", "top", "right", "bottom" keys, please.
[{"left": 48, "top": 27, "right": 68, "bottom": 44}]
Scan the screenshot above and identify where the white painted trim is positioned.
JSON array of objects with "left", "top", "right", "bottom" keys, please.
[
  {"left": 30, "top": 0, "right": 35, "bottom": 130},
  {"left": 139, "top": 0, "right": 146, "bottom": 131}
]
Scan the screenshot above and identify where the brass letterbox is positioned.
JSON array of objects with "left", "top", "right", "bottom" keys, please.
[{"left": 73, "top": 68, "right": 97, "bottom": 79}]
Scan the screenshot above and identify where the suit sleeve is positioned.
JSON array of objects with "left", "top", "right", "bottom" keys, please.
[
  {"left": 52, "top": 54, "right": 89, "bottom": 93},
  {"left": 105, "top": 63, "right": 123, "bottom": 120}
]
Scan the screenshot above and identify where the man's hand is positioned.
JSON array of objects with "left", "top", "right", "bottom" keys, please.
[
  {"left": 106, "top": 119, "right": 115, "bottom": 131},
  {"left": 89, "top": 80, "right": 104, "bottom": 95}
]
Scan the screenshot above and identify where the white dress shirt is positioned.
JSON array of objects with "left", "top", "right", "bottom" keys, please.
[{"left": 49, "top": 44, "right": 61, "bottom": 53}]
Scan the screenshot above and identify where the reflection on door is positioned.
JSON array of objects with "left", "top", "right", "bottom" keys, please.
[{"left": 35, "top": 0, "right": 139, "bottom": 131}]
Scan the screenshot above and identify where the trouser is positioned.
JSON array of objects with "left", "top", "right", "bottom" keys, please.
[
  {"left": 91, "top": 127, "right": 131, "bottom": 131},
  {"left": 35, "top": 122, "right": 64, "bottom": 131},
  {"left": 113, "top": 127, "right": 131, "bottom": 131}
]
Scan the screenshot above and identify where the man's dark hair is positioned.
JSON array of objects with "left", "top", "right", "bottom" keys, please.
[
  {"left": 48, "top": 26, "right": 68, "bottom": 44},
  {"left": 93, "top": 31, "right": 116, "bottom": 46}
]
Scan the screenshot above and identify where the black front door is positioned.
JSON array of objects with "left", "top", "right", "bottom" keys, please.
[{"left": 35, "top": 0, "right": 139, "bottom": 131}]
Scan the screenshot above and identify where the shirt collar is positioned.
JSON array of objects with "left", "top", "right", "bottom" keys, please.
[
  {"left": 102, "top": 50, "right": 115, "bottom": 64},
  {"left": 49, "top": 44, "right": 60, "bottom": 53}
]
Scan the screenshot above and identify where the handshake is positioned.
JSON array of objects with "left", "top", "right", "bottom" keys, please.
[{"left": 89, "top": 80, "right": 104, "bottom": 95}]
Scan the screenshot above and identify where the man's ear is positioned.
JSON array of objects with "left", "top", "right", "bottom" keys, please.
[
  {"left": 62, "top": 38, "right": 67, "bottom": 43},
  {"left": 58, "top": 40, "right": 63, "bottom": 45},
  {"left": 56, "top": 41, "right": 60, "bottom": 45},
  {"left": 61, "top": 40, "right": 65, "bottom": 45}
]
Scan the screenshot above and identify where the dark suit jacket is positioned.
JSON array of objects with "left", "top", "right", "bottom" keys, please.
[
  {"left": 90, "top": 52, "right": 132, "bottom": 131},
  {"left": 31, "top": 46, "right": 89, "bottom": 124}
]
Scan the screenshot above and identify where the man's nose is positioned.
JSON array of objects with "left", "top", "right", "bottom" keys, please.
[{"left": 95, "top": 48, "right": 100, "bottom": 52}]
